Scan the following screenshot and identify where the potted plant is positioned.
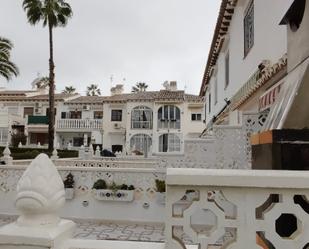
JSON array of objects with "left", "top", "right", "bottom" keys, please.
[
  {"left": 155, "top": 179, "right": 166, "bottom": 204},
  {"left": 92, "top": 180, "right": 135, "bottom": 202},
  {"left": 63, "top": 173, "right": 75, "bottom": 200}
]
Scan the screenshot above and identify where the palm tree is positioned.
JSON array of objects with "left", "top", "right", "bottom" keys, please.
[
  {"left": 23, "top": 0, "right": 73, "bottom": 152},
  {"left": 62, "top": 86, "right": 76, "bottom": 94},
  {"left": 86, "top": 84, "right": 101, "bottom": 96},
  {"left": 132, "top": 82, "right": 148, "bottom": 92},
  {"left": 32, "top": 76, "right": 49, "bottom": 89},
  {"left": 0, "top": 37, "right": 19, "bottom": 81}
]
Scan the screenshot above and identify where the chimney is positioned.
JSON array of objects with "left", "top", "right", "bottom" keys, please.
[
  {"left": 169, "top": 81, "right": 177, "bottom": 91},
  {"left": 162, "top": 81, "right": 177, "bottom": 91},
  {"left": 280, "top": 0, "right": 309, "bottom": 72},
  {"left": 110, "top": 84, "right": 124, "bottom": 96}
]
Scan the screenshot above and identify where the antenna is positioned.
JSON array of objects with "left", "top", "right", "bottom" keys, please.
[{"left": 110, "top": 75, "right": 114, "bottom": 87}]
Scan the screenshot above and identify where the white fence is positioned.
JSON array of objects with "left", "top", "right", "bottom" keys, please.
[
  {"left": 165, "top": 168, "right": 309, "bottom": 249},
  {"left": 57, "top": 119, "right": 103, "bottom": 130}
]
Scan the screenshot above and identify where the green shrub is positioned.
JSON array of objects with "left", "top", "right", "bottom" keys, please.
[
  {"left": 155, "top": 179, "right": 166, "bottom": 193},
  {"left": 120, "top": 184, "right": 128, "bottom": 190},
  {"left": 128, "top": 185, "right": 135, "bottom": 190},
  {"left": 0, "top": 146, "right": 78, "bottom": 160},
  {"left": 92, "top": 179, "right": 107, "bottom": 190}
]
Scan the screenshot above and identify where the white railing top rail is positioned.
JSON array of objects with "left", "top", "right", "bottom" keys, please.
[
  {"left": 0, "top": 164, "right": 165, "bottom": 173},
  {"left": 167, "top": 168, "right": 309, "bottom": 189}
]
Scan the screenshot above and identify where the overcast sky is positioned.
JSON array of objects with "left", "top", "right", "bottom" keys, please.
[{"left": 0, "top": 0, "right": 220, "bottom": 96}]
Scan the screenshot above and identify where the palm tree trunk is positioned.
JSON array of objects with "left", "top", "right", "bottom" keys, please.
[{"left": 48, "top": 23, "right": 55, "bottom": 152}]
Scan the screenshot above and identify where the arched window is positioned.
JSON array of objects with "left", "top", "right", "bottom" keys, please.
[
  {"left": 158, "top": 105, "right": 181, "bottom": 129},
  {"left": 131, "top": 106, "right": 153, "bottom": 129},
  {"left": 130, "top": 134, "right": 152, "bottom": 154},
  {"left": 159, "top": 133, "right": 181, "bottom": 152}
]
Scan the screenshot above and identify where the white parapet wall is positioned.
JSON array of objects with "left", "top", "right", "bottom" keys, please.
[
  {"left": 0, "top": 164, "right": 165, "bottom": 223},
  {"left": 165, "top": 168, "right": 309, "bottom": 249}
]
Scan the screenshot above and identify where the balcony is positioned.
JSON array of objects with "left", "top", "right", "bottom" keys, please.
[
  {"left": 57, "top": 119, "right": 103, "bottom": 130},
  {"left": 27, "top": 115, "right": 48, "bottom": 124}
]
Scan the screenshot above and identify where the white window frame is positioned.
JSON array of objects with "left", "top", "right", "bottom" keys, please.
[
  {"left": 158, "top": 105, "right": 181, "bottom": 129},
  {"left": 191, "top": 113, "right": 202, "bottom": 121},
  {"left": 159, "top": 133, "right": 181, "bottom": 153},
  {"left": 131, "top": 106, "right": 153, "bottom": 129},
  {"left": 130, "top": 134, "right": 152, "bottom": 154}
]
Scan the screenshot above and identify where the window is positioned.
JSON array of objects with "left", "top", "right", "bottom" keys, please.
[
  {"left": 158, "top": 105, "right": 181, "bottom": 129},
  {"left": 111, "top": 110, "right": 122, "bottom": 121},
  {"left": 69, "top": 111, "right": 82, "bottom": 119},
  {"left": 24, "top": 107, "right": 34, "bottom": 118},
  {"left": 244, "top": 0, "right": 254, "bottom": 56},
  {"left": 0, "top": 128, "right": 8, "bottom": 144},
  {"left": 131, "top": 106, "right": 153, "bottom": 129},
  {"left": 130, "top": 134, "right": 152, "bottom": 154},
  {"left": 93, "top": 111, "right": 103, "bottom": 119},
  {"left": 225, "top": 51, "right": 229, "bottom": 88},
  {"left": 191, "top": 113, "right": 202, "bottom": 121},
  {"left": 214, "top": 77, "right": 218, "bottom": 104},
  {"left": 61, "top": 112, "right": 67, "bottom": 119},
  {"left": 208, "top": 93, "right": 211, "bottom": 114},
  {"left": 159, "top": 133, "right": 181, "bottom": 152}
]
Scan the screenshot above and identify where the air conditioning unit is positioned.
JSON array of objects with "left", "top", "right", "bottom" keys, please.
[
  {"left": 35, "top": 102, "right": 43, "bottom": 108},
  {"left": 35, "top": 108, "right": 42, "bottom": 114},
  {"left": 113, "top": 123, "right": 121, "bottom": 129},
  {"left": 83, "top": 105, "right": 90, "bottom": 111}
]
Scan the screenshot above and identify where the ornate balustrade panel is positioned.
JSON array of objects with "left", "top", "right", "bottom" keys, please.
[
  {"left": 57, "top": 119, "right": 103, "bottom": 130},
  {"left": 165, "top": 168, "right": 309, "bottom": 249},
  {"left": 213, "top": 125, "right": 249, "bottom": 169},
  {"left": 54, "top": 159, "right": 158, "bottom": 169}
]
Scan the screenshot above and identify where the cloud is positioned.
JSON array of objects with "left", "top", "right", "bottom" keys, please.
[{"left": 0, "top": 0, "right": 220, "bottom": 95}]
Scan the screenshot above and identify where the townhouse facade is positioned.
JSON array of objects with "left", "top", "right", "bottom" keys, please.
[
  {"left": 0, "top": 89, "right": 79, "bottom": 146},
  {"left": 0, "top": 82, "right": 204, "bottom": 156},
  {"left": 102, "top": 83, "right": 204, "bottom": 155},
  {"left": 200, "top": 0, "right": 294, "bottom": 129}
]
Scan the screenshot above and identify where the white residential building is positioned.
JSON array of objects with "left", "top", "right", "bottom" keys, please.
[
  {"left": 102, "top": 82, "right": 204, "bottom": 155},
  {"left": 0, "top": 82, "right": 204, "bottom": 155},
  {"left": 200, "top": 0, "right": 294, "bottom": 128},
  {"left": 0, "top": 88, "right": 79, "bottom": 146}
]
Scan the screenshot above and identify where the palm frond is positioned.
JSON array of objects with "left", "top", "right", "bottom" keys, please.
[{"left": 0, "top": 37, "right": 19, "bottom": 81}]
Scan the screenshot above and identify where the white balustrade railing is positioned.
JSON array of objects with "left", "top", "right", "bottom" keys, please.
[
  {"left": 57, "top": 119, "right": 103, "bottom": 130},
  {"left": 54, "top": 159, "right": 157, "bottom": 169},
  {"left": 165, "top": 168, "right": 309, "bottom": 249}
]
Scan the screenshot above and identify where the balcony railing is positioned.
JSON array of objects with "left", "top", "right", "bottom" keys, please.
[
  {"left": 27, "top": 115, "right": 49, "bottom": 125},
  {"left": 158, "top": 119, "right": 181, "bottom": 129},
  {"left": 57, "top": 119, "right": 103, "bottom": 130},
  {"left": 165, "top": 168, "right": 309, "bottom": 249}
]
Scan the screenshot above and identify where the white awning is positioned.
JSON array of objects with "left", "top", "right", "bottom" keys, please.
[
  {"left": 259, "top": 79, "right": 284, "bottom": 112},
  {"left": 263, "top": 57, "right": 309, "bottom": 130},
  {"left": 27, "top": 125, "right": 48, "bottom": 133}
]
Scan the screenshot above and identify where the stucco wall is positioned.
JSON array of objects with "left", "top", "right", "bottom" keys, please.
[{"left": 205, "top": 0, "right": 293, "bottom": 125}]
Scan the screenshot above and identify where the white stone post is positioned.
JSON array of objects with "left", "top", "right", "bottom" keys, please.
[
  {"left": 95, "top": 146, "right": 101, "bottom": 157},
  {"left": 18, "top": 142, "right": 22, "bottom": 148},
  {"left": 2, "top": 144, "right": 12, "bottom": 165},
  {"left": 51, "top": 148, "right": 59, "bottom": 160},
  {"left": 89, "top": 144, "right": 94, "bottom": 159},
  {"left": 78, "top": 145, "right": 85, "bottom": 159},
  {"left": 0, "top": 154, "right": 76, "bottom": 249}
]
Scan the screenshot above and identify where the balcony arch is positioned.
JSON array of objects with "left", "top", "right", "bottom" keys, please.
[
  {"left": 131, "top": 106, "right": 153, "bottom": 129},
  {"left": 159, "top": 133, "right": 181, "bottom": 153},
  {"left": 130, "top": 134, "right": 152, "bottom": 155},
  {"left": 158, "top": 105, "right": 181, "bottom": 129}
]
